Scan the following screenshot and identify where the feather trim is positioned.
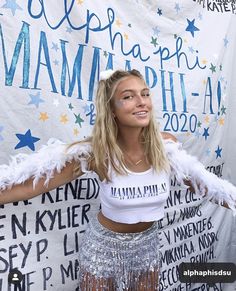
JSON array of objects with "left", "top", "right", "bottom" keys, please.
[
  {"left": 0, "top": 138, "right": 92, "bottom": 190},
  {"left": 164, "top": 139, "right": 236, "bottom": 214}
]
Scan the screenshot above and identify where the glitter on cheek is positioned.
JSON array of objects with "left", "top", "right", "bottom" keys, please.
[{"left": 114, "top": 100, "right": 125, "bottom": 108}]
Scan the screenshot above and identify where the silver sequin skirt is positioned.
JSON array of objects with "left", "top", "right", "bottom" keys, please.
[{"left": 77, "top": 215, "right": 160, "bottom": 290}]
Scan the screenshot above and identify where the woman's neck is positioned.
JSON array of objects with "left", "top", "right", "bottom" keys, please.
[{"left": 118, "top": 130, "right": 143, "bottom": 153}]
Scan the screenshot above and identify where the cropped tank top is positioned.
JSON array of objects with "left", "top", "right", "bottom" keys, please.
[{"left": 100, "top": 166, "right": 170, "bottom": 224}]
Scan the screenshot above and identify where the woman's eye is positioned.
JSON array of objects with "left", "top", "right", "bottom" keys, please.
[
  {"left": 123, "top": 95, "right": 133, "bottom": 100},
  {"left": 142, "top": 92, "right": 150, "bottom": 97}
]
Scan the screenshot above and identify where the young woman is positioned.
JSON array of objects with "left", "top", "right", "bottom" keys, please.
[{"left": 0, "top": 69, "right": 235, "bottom": 290}]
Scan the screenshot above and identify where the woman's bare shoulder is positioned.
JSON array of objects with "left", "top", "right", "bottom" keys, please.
[{"left": 161, "top": 132, "right": 177, "bottom": 142}]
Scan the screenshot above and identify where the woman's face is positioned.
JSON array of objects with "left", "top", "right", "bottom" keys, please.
[{"left": 112, "top": 76, "right": 152, "bottom": 130}]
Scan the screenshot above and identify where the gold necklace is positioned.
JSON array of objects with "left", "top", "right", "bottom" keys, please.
[{"left": 123, "top": 151, "right": 144, "bottom": 166}]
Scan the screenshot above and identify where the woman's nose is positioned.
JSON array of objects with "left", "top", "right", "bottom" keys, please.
[{"left": 136, "top": 94, "right": 146, "bottom": 106}]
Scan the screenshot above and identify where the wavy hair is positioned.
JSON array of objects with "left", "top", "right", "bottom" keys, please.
[{"left": 73, "top": 69, "right": 169, "bottom": 181}]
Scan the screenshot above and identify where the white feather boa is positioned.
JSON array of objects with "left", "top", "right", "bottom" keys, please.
[
  {"left": 0, "top": 138, "right": 235, "bottom": 213},
  {"left": 165, "top": 139, "right": 236, "bottom": 213},
  {"left": 0, "top": 138, "right": 91, "bottom": 190}
]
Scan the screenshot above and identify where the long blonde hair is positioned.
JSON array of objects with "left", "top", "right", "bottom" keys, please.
[{"left": 74, "top": 69, "right": 169, "bottom": 181}]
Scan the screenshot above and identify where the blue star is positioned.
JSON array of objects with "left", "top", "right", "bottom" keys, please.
[
  {"left": 223, "top": 37, "right": 229, "bottom": 47},
  {"left": 53, "top": 59, "right": 59, "bottom": 66},
  {"left": 157, "top": 8, "right": 162, "bottom": 16},
  {"left": 51, "top": 42, "right": 59, "bottom": 51},
  {"left": 15, "top": 129, "right": 40, "bottom": 151},
  {"left": 1, "top": 0, "right": 22, "bottom": 16},
  {"left": 186, "top": 19, "right": 200, "bottom": 37},
  {"left": 66, "top": 27, "right": 72, "bottom": 33},
  {"left": 68, "top": 103, "right": 74, "bottom": 110},
  {"left": 188, "top": 46, "right": 195, "bottom": 53},
  {"left": 152, "top": 26, "right": 160, "bottom": 36},
  {"left": 202, "top": 127, "right": 210, "bottom": 140},
  {"left": 28, "top": 92, "right": 45, "bottom": 108},
  {"left": 215, "top": 146, "right": 222, "bottom": 159}
]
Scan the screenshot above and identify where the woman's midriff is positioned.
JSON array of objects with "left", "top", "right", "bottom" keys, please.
[{"left": 97, "top": 211, "right": 154, "bottom": 233}]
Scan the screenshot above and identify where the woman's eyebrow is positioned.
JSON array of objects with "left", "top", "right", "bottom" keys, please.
[{"left": 120, "top": 88, "right": 149, "bottom": 94}]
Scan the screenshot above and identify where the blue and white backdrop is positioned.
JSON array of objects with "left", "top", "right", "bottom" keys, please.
[{"left": 0, "top": 0, "right": 235, "bottom": 290}]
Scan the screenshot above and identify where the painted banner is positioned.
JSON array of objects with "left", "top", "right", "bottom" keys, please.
[{"left": 0, "top": 0, "right": 235, "bottom": 290}]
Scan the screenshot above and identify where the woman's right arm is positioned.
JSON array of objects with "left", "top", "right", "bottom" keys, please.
[{"left": 0, "top": 160, "right": 78, "bottom": 205}]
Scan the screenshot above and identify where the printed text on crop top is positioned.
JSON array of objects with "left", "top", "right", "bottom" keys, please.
[{"left": 100, "top": 166, "right": 170, "bottom": 224}]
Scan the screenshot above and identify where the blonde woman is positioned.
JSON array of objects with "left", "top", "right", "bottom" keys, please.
[{"left": 0, "top": 69, "right": 235, "bottom": 290}]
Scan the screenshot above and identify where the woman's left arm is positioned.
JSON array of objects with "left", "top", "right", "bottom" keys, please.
[{"left": 162, "top": 132, "right": 236, "bottom": 213}]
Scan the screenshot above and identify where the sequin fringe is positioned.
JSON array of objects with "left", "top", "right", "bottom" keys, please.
[{"left": 77, "top": 216, "right": 160, "bottom": 290}]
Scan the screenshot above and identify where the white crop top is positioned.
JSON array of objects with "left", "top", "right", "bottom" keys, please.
[{"left": 100, "top": 166, "right": 170, "bottom": 224}]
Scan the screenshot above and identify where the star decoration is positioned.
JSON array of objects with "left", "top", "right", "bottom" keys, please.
[
  {"left": 74, "top": 113, "right": 84, "bottom": 127},
  {"left": 201, "top": 59, "right": 208, "bottom": 65},
  {"left": 15, "top": 129, "right": 40, "bottom": 151},
  {"left": 51, "top": 42, "right": 59, "bottom": 51},
  {"left": 221, "top": 105, "right": 226, "bottom": 115},
  {"left": 74, "top": 128, "right": 79, "bottom": 136},
  {"left": 53, "top": 59, "right": 59, "bottom": 66},
  {"left": 197, "top": 121, "right": 202, "bottom": 128},
  {"left": 219, "top": 64, "right": 223, "bottom": 71},
  {"left": 103, "top": 51, "right": 108, "bottom": 57},
  {"left": 152, "top": 26, "right": 160, "bottom": 36},
  {"left": 128, "top": 23, "right": 132, "bottom": 28},
  {"left": 116, "top": 19, "right": 122, "bottom": 27},
  {"left": 202, "top": 127, "right": 210, "bottom": 140},
  {"left": 60, "top": 114, "right": 69, "bottom": 124},
  {"left": 188, "top": 46, "right": 194, "bottom": 53},
  {"left": 150, "top": 36, "right": 158, "bottom": 47},
  {"left": 204, "top": 116, "right": 210, "bottom": 123},
  {"left": 66, "top": 27, "right": 72, "bottom": 33},
  {"left": 215, "top": 146, "right": 222, "bottom": 159},
  {"left": 124, "top": 33, "right": 128, "bottom": 40},
  {"left": 157, "top": 8, "right": 162, "bottom": 16},
  {"left": 28, "top": 92, "right": 45, "bottom": 108},
  {"left": 209, "top": 63, "right": 216, "bottom": 73},
  {"left": 1, "top": 0, "right": 22, "bottom": 16},
  {"left": 218, "top": 117, "right": 224, "bottom": 126},
  {"left": 174, "top": 34, "right": 178, "bottom": 39},
  {"left": 68, "top": 103, "right": 74, "bottom": 110},
  {"left": 185, "top": 19, "right": 200, "bottom": 37},
  {"left": 39, "top": 112, "right": 49, "bottom": 121},
  {"left": 223, "top": 37, "right": 229, "bottom": 47}
]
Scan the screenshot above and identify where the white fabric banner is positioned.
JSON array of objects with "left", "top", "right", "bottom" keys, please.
[{"left": 0, "top": 0, "right": 235, "bottom": 290}]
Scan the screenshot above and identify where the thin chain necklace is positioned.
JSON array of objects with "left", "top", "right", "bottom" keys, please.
[{"left": 123, "top": 151, "right": 145, "bottom": 166}]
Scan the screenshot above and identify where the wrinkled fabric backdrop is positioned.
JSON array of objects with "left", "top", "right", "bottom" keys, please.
[{"left": 0, "top": 0, "right": 235, "bottom": 290}]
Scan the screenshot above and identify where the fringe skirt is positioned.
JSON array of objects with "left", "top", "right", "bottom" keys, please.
[{"left": 77, "top": 215, "right": 160, "bottom": 290}]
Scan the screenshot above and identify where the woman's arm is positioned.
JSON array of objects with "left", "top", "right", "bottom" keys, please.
[
  {"left": 164, "top": 137, "right": 236, "bottom": 213},
  {"left": 0, "top": 139, "right": 92, "bottom": 205},
  {"left": 0, "top": 160, "right": 77, "bottom": 205}
]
